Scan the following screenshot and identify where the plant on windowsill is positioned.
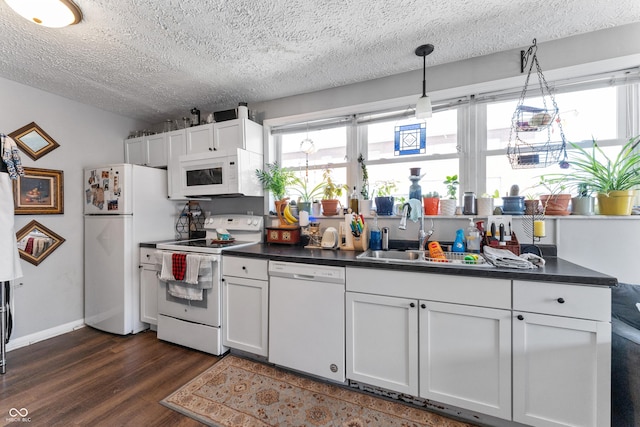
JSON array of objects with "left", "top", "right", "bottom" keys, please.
[
  {"left": 537, "top": 175, "right": 571, "bottom": 216},
  {"left": 290, "top": 176, "right": 326, "bottom": 213},
  {"left": 321, "top": 168, "right": 348, "bottom": 216},
  {"left": 255, "top": 162, "right": 296, "bottom": 221},
  {"left": 373, "top": 180, "right": 397, "bottom": 216},
  {"left": 357, "top": 154, "right": 373, "bottom": 215},
  {"left": 440, "top": 174, "right": 459, "bottom": 215},
  {"left": 422, "top": 191, "right": 440, "bottom": 215},
  {"left": 570, "top": 183, "right": 595, "bottom": 215}
]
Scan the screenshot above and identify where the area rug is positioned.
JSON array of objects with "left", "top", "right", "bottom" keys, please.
[{"left": 161, "top": 355, "right": 476, "bottom": 427}]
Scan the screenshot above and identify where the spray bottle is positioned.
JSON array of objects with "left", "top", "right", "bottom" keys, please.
[{"left": 452, "top": 229, "right": 466, "bottom": 253}]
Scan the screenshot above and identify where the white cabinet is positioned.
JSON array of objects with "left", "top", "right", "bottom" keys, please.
[
  {"left": 139, "top": 248, "right": 159, "bottom": 325},
  {"left": 185, "top": 119, "right": 263, "bottom": 155},
  {"left": 346, "top": 267, "right": 512, "bottom": 419},
  {"left": 186, "top": 123, "right": 215, "bottom": 154},
  {"left": 222, "top": 256, "right": 269, "bottom": 356},
  {"left": 419, "top": 301, "right": 511, "bottom": 420},
  {"left": 125, "top": 134, "right": 168, "bottom": 167},
  {"left": 346, "top": 292, "right": 418, "bottom": 395},
  {"left": 166, "top": 129, "right": 186, "bottom": 199},
  {"left": 512, "top": 280, "right": 611, "bottom": 427}
]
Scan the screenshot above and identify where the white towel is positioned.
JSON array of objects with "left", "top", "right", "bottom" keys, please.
[
  {"left": 483, "top": 246, "right": 537, "bottom": 269},
  {"left": 185, "top": 253, "right": 202, "bottom": 284},
  {"left": 158, "top": 252, "right": 175, "bottom": 281},
  {"left": 168, "top": 282, "right": 204, "bottom": 301}
]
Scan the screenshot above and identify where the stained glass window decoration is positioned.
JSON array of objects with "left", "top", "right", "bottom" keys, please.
[{"left": 394, "top": 123, "right": 426, "bottom": 156}]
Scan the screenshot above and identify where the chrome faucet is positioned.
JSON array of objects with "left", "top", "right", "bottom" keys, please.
[{"left": 399, "top": 202, "right": 434, "bottom": 250}]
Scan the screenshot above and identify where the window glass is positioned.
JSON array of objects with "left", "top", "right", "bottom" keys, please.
[
  {"left": 487, "top": 87, "right": 618, "bottom": 151},
  {"left": 367, "top": 110, "right": 458, "bottom": 160},
  {"left": 280, "top": 127, "right": 347, "bottom": 170}
]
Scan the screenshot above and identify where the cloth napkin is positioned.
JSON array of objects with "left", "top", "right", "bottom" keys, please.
[
  {"left": 483, "top": 246, "right": 538, "bottom": 269},
  {"left": 408, "top": 198, "right": 423, "bottom": 222}
]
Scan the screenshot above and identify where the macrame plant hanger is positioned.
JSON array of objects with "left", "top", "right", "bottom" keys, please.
[{"left": 507, "top": 38, "right": 568, "bottom": 169}]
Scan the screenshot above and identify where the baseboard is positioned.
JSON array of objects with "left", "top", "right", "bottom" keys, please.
[{"left": 6, "top": 320, "right": 86, "bottom": 352}]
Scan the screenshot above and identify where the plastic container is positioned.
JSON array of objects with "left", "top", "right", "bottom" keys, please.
[
  {"left": 465, "top": 218, "right": 481, "bottom": 253},
  {"left": 369, "top": 216, "right": 382, "bottom": 250},
  {"left": 452, "top": 229, "right": 466, "bottom": 253}
]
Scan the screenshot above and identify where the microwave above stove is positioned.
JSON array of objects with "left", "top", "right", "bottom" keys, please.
[{"left": 178, "top": 148, "right": 264, "bottom": 197}]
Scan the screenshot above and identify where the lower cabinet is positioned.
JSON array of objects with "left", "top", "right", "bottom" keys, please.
[
  {"left": 139, "top": 248, "right": 159, "bottom": 325},
  {"left": 222, "top": 256, "right": 269, "bottom": 357},
  {"left": 346, "top": 292, "right": 511, "bottom": 419}
]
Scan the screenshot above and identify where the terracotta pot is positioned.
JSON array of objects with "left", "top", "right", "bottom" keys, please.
[
  {"left": 423, "top": 197, "right": 439, "bottom": 215},
  {"left": 321, "top": 199, "right": 341, "bottom": 216},
  {"left": 524, "top": 199, "right": 539, "bottom": 215},
  {"left": 540, "top": 194, "right": 571, "bottom": 215},
  {"left": 597, "top": 190, "right": 636, "bottom": 215}
]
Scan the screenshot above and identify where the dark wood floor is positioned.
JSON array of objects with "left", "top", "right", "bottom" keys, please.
[{"left": 0, "top": 327, "right": 219, "bottom": 426}]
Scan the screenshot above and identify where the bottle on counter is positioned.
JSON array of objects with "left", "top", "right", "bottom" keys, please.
[
  {"left": 369, "top": 215, "right": 381, "bottom": 250},
  {"left": 452, "top": 229, "right": 466, "bottom": 253},
  {"left": 465, "top": 218, "right": 481, "bottom": 253},
  {"left": 349, "top": 186, "right": 359, "bottom": 214}
]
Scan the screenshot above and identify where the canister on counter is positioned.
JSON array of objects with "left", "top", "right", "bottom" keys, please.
[{"left": 463, "top": 192, "right": 477, "bottom": 215}]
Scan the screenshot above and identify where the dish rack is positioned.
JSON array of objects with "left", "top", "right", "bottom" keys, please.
[
  {"left": 423, "top": 251, "right": 491, "bottom": 267},
  {"left": 482, "top": 232, "right": 521, "bottom": 256}
]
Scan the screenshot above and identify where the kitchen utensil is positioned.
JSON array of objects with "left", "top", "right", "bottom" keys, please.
[{"left": 321, "top": 227, "right": 338, "bottom": 249}]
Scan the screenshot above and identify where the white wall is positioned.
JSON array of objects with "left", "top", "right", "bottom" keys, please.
[{"left": 1, "top": 76, "right": 148, "bottom": 347}]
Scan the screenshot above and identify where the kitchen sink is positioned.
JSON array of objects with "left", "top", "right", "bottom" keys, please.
[
  {"left": 356, "top": 249, "right": 425, "bottom": 262},
  {"left": 356, "top": 249, "right": 494, "bottom": 268}
]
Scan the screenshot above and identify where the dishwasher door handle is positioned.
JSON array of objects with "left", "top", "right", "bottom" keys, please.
[{"left": 292, "top": 273, "right": 317, "bottom": 280}]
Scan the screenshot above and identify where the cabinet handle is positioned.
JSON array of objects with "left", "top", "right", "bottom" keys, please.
[
  {"left": 557, "top": 297, "right": 565, "bottom": 304},
  {"left": 208, "top": 147, "right": 213, "bottom": 151},
  {"left": 420, "top": 303, "right": 426, "bottom": 309},
  {"left": 517, "top": 314, "right": 524, "bottom": 321},
  {"left": 409, "top": 302, "right": 415, "bottom": 308},
  {"left": 242, "top": 266, "right": 247, "bottom": 270}
]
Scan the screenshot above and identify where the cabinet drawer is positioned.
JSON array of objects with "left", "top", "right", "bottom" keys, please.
[
  {"left": 222, "top": 256, "right": 268, "bottom": 280},
  {"left": 140, "top": 247, "right": 156, "bottom": 265},
  {"left": 513, "top": 280, "right": 610, "bottom": 321}
]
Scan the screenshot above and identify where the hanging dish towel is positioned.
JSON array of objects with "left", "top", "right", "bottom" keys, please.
[
  {"left": 172, "top": 253, "right": 187, "bottom": 281},
  {"left": 408, "top": 198, "right": 423, "bottom": 222},
  {"left": 0, "top": 172, "right": 23, "bottom": 281}
]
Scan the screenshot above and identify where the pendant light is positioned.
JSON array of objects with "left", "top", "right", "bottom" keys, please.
[
  {"left": 415, "top": 44, "right": 434, "bottom": 119},
  {"left": 5, "top": 0, "right": 83, "bottom": 28}
]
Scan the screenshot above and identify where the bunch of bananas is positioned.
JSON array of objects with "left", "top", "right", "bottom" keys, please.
[{"left": 282, "top": 204, "right": 299, "bottom": 225}]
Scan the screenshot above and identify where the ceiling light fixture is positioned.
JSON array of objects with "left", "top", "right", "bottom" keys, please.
[
  {"left": 5, "top": 0, "right": 83, "bottom": 28},
  {"left": 415, "top": 44, "right": 434, "bottom": 119}
]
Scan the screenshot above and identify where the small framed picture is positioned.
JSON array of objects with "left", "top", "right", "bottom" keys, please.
[{"left": 13, "top": 167, "right": 64, "bottom": 214}]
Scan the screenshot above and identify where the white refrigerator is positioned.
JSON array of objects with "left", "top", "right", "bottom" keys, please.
[{"left": 84, "top": 164, "right": 175, "bottom": 335}]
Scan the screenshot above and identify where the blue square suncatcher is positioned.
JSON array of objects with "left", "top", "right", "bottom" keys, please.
[{"left": 394, "top": 123, "right": 426, "bottom": 156}]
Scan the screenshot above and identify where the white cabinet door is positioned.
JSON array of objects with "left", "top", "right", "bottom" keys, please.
[
  {"left": 419, "top": 301, "right": 512, "bottom": 420},
  {"left": 166, "top": 129, "right": 186, "bottom": 198},
  {"left": 213, "top": 119, "right": 263, "bottom": 154},
  {"left": 140, "top": 264, "right": 158, "bottom": 325},
  {"left": 513, "top": 312, "right": 611, "bottom": 427},
  {"left": 346, "top": 292, "right": 418, "bottom": 395},
  {"left": 124, "top": 137, "right": 145, "bottom": 165},
  {"left": 146, "top": 133, "right": 168, "bottom": 167},
  {"left": 186, "top": 123, "right": 215, "bottom": 154},
  {"left": 222, "top": 275, "right": 268, "bottom": 356}
]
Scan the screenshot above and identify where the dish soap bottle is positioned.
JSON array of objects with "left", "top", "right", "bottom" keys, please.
[
  {"left": 452, "top": 229, "right": 466, "bottom": 253},
  {"left": 369, "top": 215, "right": 381, "bottom": 250},
  {"left": 465, "top": 218, "right": 481, "bottom": 253}
]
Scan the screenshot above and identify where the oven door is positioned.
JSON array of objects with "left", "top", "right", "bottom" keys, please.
[
  {"left": 178, "top": 152, "right": 236, "bottom": 196},
  {"left": 157, "top": 257, "right": 221, "bottom": 327}
]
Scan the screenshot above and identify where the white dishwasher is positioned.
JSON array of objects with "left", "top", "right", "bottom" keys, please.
[{"left": 268, "top": 260, "right": 346, "bottom": 382}]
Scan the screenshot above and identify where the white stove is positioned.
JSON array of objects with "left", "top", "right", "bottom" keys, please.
[
  {"left": 154, "top": 214, "right": 263, "bottom": 355},
  {"left": 157, "top": 214, "right": 263, "bottom": 253}
]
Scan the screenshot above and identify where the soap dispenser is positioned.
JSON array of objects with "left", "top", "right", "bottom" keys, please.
[
  {"left": 452, "top": 229, "right": 466, "bottom": 253},
  {"left": 465, "top": 218, "right": 481, "bottom": 253}
]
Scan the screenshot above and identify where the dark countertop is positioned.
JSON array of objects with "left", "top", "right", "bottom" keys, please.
[{"left": 222, "top": 243, "right": 618, "bottom": 287}]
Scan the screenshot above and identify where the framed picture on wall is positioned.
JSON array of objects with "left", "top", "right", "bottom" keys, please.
[
  {"left": 8, "top": 122, "right": 60, "bottom": 161},
  {"left": 15, "top": 220, "right": 65, "bottom": 266},
  {"left": 12, "top": 167, "right": 64, "bottom": 214}
]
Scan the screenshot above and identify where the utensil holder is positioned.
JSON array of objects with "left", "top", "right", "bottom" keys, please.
[{"left": 340, "top": 224, "right": 368, "bottom": 251}]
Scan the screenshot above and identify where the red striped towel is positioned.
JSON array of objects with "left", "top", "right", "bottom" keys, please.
[{"left": 172, "top": 253, "right": 187, "bottom": 281}]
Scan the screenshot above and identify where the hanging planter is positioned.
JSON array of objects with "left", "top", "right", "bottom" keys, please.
[{"left": 507, "top": 39, "right": 567, "bottom": 169}]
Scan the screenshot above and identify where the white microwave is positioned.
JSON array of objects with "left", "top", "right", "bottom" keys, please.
[{"left": 178, "top": 149, "right": 264, "bottom": 197}]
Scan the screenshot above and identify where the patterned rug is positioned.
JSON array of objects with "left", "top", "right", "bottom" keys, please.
[{"left": 161, "top": 355, "right": 477, "bottom": 427}]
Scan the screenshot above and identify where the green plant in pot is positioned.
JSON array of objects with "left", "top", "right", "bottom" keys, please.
[
  {"left": 440, "top": 174, "right": 459, "bottom": 215},
  {"left": 255, "top": 162, "right": 295, "bottom": 201},
  {"left": 537, "top": 175, "right": 571, "bottom": 216},
  {"left": 373, "top": 180, "right": 397, "bottom": 216},
  {"left": 562, "top": 137, "right": 640, "bottom": 215},
  {"left": 357, "top": 154, "right": 373, "bottom": 214},
  {"left": 290, "top": 175, "right": 326, "bottom": 213},
  {"left": 422, "top": 191, "right": 440, "bottom": 215},
  {"left": 321, "top": 168, "right": 348, "bottom": 216},
  {"left": 570, "top": 183, "right": 595, "bottom": 216}
]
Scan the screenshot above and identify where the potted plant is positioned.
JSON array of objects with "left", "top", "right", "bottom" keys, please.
[
  {"left": 290, "top": 175, "right": 326, "bottom": 213},
  {"left": 373, "top": 180, "right": 397, "bottom": 216},
  {"left": 561, "top": 137, "right": 640, "bottom": 215},
  {"left": 537, "top": 175, "right": 571, "bottom": 216},
  {"left": 255, "top": 162, "right": 296, "bottom": 222},
  {"left": 478, "top": 189, "right": 499, "bottom": 216},
  {"left": 357, "top": 154, "right": 372, "bottom": 214},
  {"left": 571, "top": 183, "right": 595, "bottom": 215},
  {"left": 422, "top": 191, "right": 440, "bottom": 215},
  {"left": 321, "top": 168, "right": 348, "bottom": 216},
  {"left": 440, "top": 174, "right": 459, "bottom": 215}
]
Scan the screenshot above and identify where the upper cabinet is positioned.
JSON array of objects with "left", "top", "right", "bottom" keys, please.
[
  {"left": 186, "top": 119, "right": 263, "bottom": 155},
  {"left": 124, "top": 133, "right": 168, "bottom": 167}
]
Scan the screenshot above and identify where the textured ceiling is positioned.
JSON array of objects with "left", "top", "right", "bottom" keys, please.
[{"left": 0, "top": 0, "right": 639, "bottom": 124}]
